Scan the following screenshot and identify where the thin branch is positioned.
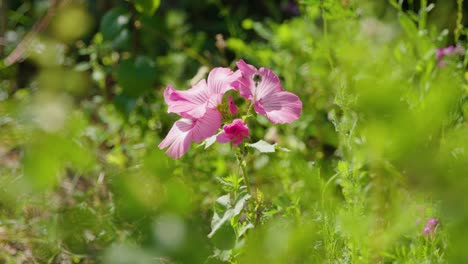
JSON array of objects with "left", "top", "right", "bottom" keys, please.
[
  {"left": 3, "top": 0, "right": 71, "bottom": 66},
  {"left": 0, "top": 0, "right": 7, "bottom": 56}
]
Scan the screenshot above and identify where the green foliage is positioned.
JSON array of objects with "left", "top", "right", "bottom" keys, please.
[{"left": 1, "top": 0, "right": 467, "bottom": 263}]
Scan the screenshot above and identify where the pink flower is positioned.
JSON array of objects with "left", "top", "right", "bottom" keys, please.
[
  {"left": 436, "top": 44, "right": 464, "bottom": 67},
  {"left": 159, "top": 67, "right": 240, "bottom": 159},
  {"left": 233, "top": 60, "right": 302, "bottom": 124},
  {"left": 423, "top": 217, "right": 439, "bottom": 235},
  {"left": 217, "top": 119, "right": 249, "bottom": 146},
  {"left": 228, "top": 95, "right": 238, "bottom": 115}
]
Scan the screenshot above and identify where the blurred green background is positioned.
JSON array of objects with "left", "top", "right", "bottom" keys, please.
[{"left": 0, "top": 0, "right": 468, "bottom": 263}]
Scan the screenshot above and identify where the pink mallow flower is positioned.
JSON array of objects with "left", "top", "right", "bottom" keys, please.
[
  {"left": 233, "top": 60, "right": 302, "bottom": 124},
  {"left": 159, "top": 68, "right": 240, "bottom": 159},
  {"left": 228, "top": 95, "right": 238, "bottom": 115},
  {"left": 217, "top": 119, "right": 249, "bottom": 146},
  {"left": 423, "top": 217, "right": 439, "bottom": 235}
]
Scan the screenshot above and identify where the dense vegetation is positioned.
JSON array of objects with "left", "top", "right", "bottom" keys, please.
[{"left": 1, "top": 0, "right": 468, "bottom": 263}]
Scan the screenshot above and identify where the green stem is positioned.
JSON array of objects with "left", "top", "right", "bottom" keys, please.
[
  {"left": 455, "top": 0, "right": 464, "bottom": 42},
  {"left": 0, "top": 0, "right": 7, "bottom": 57},
  {"left": 320, "top": 0, "right": 334, "bottom": 69},
  {"left": 418, "top": 0, "right": 427, "bottom": 31},
  {"left": 321, "top": 173, "right": 338, "bottom": 208},
  {"left": 236, "top": 148, "right": 252, "bottom": 196}
]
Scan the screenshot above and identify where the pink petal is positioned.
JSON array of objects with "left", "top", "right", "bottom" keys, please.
[
  {"left": 233, "top": 60, "right": 256, "bottom": 100},
  {"left": 216, "top": 132, "right": 232, "bottom": 143},
  {"left": 190, "top": 108, "right": 222, "bottom": 142},
  {"left": 254, "top": 67, "right": 284, "bottom": 99},
  {"left": 158, "top": 109, "right": 222, "bottom": 159},
  {"left": 255, "top": 91, "right": 302, "bottom": 124},
  {"left": 236, "top": 59, "right": 256, "bottom": 76},
  {"left": 228, "top": 96, "right": 238, "bottom": 115},
  {"left": 164, "top": 80, "right": 210, "bottom": 118},
  {"left": 158, "top": 118, "right": 194, "bottom": 159},
  {"left": 207, "top": 67, "right": 241, "bottom": 105}
]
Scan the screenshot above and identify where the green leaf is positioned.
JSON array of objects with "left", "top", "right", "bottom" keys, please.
[
  {"left": 134, "top": 0, "right": 160, "bottom": 16},
  {"left": 100, "top": 8, "right": 132, "bottom": 49},
  {"left": 115, "top": 56, "right": 156, "bottom": 97},
  {"left": 233, "top": 194, "right": 250, "bottom": 216},
  {"left": 209, "top": 194, "right": 249, "bottom": 240},
  {"left": 199, "top": 135, "right": 217, "bottom": 149},
  {"left": 246, "top": 140, "right": 275, "bottom": 153},
  {"left": 209, "top": 222, "right": 236, "bottom": 250},
  {"left": 209, "top": 208, "right": 234, "bottom": 239}
]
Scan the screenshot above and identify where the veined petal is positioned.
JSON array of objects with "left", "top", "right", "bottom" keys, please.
[
  {"left": 254, "top": 67, "right": 284, "bottom": 100},
  {"left": 233, "top": 60, "right": 256, "bottom": 100},
  {"left": 255, "top": 91, "right": 302, "bottom": 124},
  {"left": 158, "top": 109, "right": 222, "bottom": 159},
  {"left": 207, "top": 67, "right": 241, "bottom": 106},
  {"left": 236, "top": 59, "right": 256, "bottom": 76},
  {"left": 158, "top": 118, "right": 194, "bottom": 159},
  {"left": 191, "top": 109, "right": 222, "bottom": 142},
  {"left": 164, "top": 80, "right": 210, "bottom": 118}
]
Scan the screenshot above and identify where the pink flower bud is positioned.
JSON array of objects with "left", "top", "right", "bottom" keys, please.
[{"left": 216, "top": 119, "right": 249, "bottom": 146}]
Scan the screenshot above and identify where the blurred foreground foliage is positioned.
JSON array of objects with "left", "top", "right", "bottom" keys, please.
[{"left": 0, "top": 0, "right": 468, "bottom": 263}]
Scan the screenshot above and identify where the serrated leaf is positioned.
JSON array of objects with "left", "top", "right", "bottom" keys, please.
[
  {"left": 134, "top": 0, "right": 160, "bottom": 16},
  {"left": 247, "top": 140, "right": 275, "bottom": 153}
]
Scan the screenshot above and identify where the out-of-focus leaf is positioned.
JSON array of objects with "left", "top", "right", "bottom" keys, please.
[
  {"left": 100, "top": 8, "right": 132, "bottom": 49},
  {"left": 134, "top": 0, "right": 160, "bottom": 16},
  {"left": 247, "top": 140, "right": 275, "bottom": 153},
  {"left": 115, "top": 56, "right": 156, "bottom": 97},
  {"left": 209, "top": 195, "right": 249, "bottom": 250},
  {"left": 209, "top": 222, "right": 236, "bottom": 250}
]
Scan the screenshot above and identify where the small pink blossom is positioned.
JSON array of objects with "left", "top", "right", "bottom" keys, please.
[
  {"left": 228, "top": 95, "right": 238, "bottom": 115},
  {"left": 217, "top": 119, "right": 249, "bottom": 146},
  {"left": 423, "top": 217, "right": 439, "bottom": 235},
  {"left": 436, "top": 44, "right": 464, "bottom": 67},
  {"left": 233, "top": 60, "right": 302, "bottom": 124}
]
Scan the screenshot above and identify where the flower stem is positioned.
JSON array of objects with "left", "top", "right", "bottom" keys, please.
[{"left": 236, "top": 148, "right": 252, "bottom": 196}]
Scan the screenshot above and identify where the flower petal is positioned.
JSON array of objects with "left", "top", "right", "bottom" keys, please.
[
  {"left": 216, "top": 132, "right": 232, "bottom": 143},
  {"left": 233, "top": 60, "right": 256, "bottom": 100},
  {"left": 207, "top": 67, "right": 241, "bottom": 105},
  {"left": 158, "top": 109, "right": 222, "bottom": 159},
  {"left": 191, "top": 108, "right": 222, "bottom": 142},
  {"left": 164, "top": 80, "right": 210, "bottom": 118},
  {"left": 228, "top": 95, "right": 238, "bottom": 115},
  {"left": 254, "top": 67, "right": 284, "bottom": 100},
  {"left": 255, "top": 91, "right": 302, "bottom": 124},
  {"left": 158, "top": 118, "right": 194, "bottom": 159}
]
